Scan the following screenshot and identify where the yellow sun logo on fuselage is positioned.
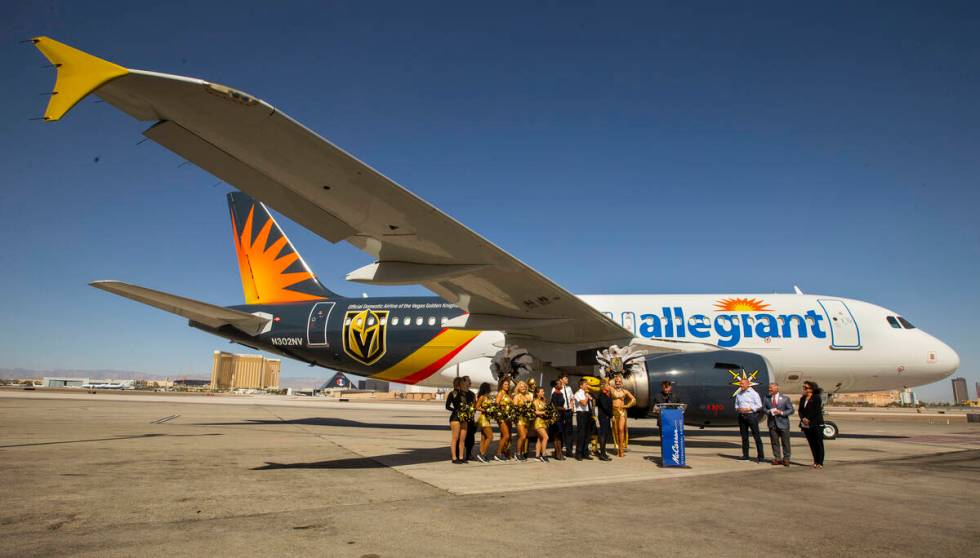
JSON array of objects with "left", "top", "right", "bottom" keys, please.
[{"left": 714, "top": 297, "right": 772, "bottom": 312}]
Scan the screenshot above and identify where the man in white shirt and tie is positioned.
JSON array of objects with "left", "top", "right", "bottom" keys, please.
[
  {"left": 560, "top": 374, "right": 576, "bottom": 458},
  {"left": 763, "top": 382, "right": 794, "bottom": 466},
  {"left": 573, "top": 378, "right": 593, "bottom": 460},
  {"left": 734, "top": 377, "right": 765, "bottom": 463}
]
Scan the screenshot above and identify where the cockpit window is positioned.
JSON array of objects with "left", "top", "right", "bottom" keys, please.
[
  {"left": 886, "top": 316, "right": 901, "bottom": 329},
  {"left": 897, "top": 317, "right": 916, "bottom": 329}
]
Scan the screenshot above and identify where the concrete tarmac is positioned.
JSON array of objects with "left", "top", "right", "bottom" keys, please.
[{"left": 1, "top": 390, "right": 978, "bottom": 557}]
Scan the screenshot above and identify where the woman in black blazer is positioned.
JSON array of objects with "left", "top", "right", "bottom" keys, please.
[{"left": 799, "top": 381, "right": 825, "bottom": 468}]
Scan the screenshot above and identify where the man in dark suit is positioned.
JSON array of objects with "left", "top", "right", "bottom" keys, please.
[
  {"left": 549, "top": 380, "right": 566, "bottom": 460},
  {"left": 762, "top": 382, "right": 794, "bottom": 466},
  {"left": 652, "top": 381, "right": 679, "bottom": 426},
  {"left": 558, "top": 373, "right": 575, "bottom": 458},
  {"left": 596, "top": 379, "right": 613, "bottom": 461},
  {"left": 462, "top": 376, "right": 476, "bottom": 462}
]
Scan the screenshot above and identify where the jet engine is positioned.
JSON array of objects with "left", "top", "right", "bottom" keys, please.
[{"left": 623, "top": 350, "right": 772, "bottom": 427}]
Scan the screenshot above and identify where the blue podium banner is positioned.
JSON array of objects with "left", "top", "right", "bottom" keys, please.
[{"left": 660, "top": 407, "right": 686, "bottom": 467}]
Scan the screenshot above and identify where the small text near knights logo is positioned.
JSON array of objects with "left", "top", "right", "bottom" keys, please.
[{"left": 343, "top": 309, "right": 389, "bottom": 365}]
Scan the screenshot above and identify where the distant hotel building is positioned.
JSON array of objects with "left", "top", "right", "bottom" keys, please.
[
  {"left": 830, "top": 391, "right": 900, "bottom": 407},
  {"left": 951, "top": 377, "right": 968, "bottom": 404},
  {"left": 210, "top": 351, "right": 281, "bottom": 390},
  {"left": 358, "top": 379, "right": 390, "bottom": 392},
  {"left": 42, "top": 377, "right": 89, "bottom": 388}
]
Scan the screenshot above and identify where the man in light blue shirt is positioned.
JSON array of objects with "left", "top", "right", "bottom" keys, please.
[{"left": 734, "top": 377, "right": 766, "bottom": 463}]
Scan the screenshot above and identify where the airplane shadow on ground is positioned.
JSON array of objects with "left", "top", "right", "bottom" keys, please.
[
  {"left": 197, "top": 419, "right": 908, "bottom": 442},
  {"left": 253, "top": 446, "right": 450, "bottom": 470},
  {"left": 0, "top": 433, "right": 223, "bottom": 449},
  {"left": 194, "top": 417, "right": 447, "bottom": 431},
  {"left": 631, "top": 426, "right": 908, "bottom": 441},
  {"left": 715, "top": 454, "right": 817, "bottom": 467},
  {"left": 231, "top": 419, "right": 908, "bottom": 471},
  {"left": 628, "top": 438, "right": 736, "bottom": 449}
]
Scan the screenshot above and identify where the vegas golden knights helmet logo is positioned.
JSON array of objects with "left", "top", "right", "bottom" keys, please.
[{"left": 343, "top": 309, "right": 389, "bottom": 365}]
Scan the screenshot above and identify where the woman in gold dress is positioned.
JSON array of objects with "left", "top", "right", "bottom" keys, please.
[
  {"left": 512, "top": 380, "right": 530, "bottom": 461},
  {"left": 611, "top": 374, "right": 637, "bottom": 458},
  {"left": 474, "top": 382, "right": 494, "bottom": 463},
  {"left": 494, "top": 376, "right": 513, "bottom": 461},
  {"left": 532, "top": 386, "right": 550, "bottom": 462}
]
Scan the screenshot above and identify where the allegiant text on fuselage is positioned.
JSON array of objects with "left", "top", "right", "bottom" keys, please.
[{"left": 635, "top": 307, "right": 828, "bottom": 347}]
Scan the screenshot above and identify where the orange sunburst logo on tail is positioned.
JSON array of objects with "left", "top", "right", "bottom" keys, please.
[
  {"left": 233, "top": 206, "right": 324, "bottom": 304},
  {"left": 714, "top": 297, "right": 772, "bottom": 312}
]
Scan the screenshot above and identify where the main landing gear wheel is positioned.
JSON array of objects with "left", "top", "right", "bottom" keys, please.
[{"left": 822, "top": 421, "right": 839, "bottom": 440}]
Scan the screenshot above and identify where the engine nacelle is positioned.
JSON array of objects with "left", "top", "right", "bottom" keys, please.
[{"left": 625, "top": 350, "right": 772, "bottom": 427}]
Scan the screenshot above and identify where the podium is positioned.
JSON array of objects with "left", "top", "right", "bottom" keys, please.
[{"left": 657, "top": 403, "right": 686, "bottom": 467}]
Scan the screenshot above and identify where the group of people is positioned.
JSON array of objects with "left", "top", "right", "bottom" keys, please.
[
  {"left": 447, "top": 374, "right": 828, "bottom": 469},
  {"left": 445, "top": 372, "right": 648, "bottom": 464},
  {"left": 553, "top": 373, "right": 639, "bottom": 461},
  {"left": 734, "top": 378, "right": 826, "bottom": 468}
]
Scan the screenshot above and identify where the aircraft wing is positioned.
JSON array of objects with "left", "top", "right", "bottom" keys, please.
[
  {"left": 90, "top": 281, "right": 271, "bottom": 336},
  {"left": 35, "top": 37, "right": 631, "bottom": 347}
]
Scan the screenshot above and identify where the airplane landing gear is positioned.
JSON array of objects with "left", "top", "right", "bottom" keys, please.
[{"left": 822, "top": 421, "right": 839, "bottom": 440}]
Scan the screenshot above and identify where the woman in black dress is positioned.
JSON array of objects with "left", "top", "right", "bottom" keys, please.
[
  {"left": 445, "top": 377, "right": 468, "bottom": 464},
  {"left": 799, "top": 380, "right": 825, "bottom": 468}
]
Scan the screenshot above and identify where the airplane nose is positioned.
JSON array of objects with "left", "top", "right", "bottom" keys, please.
[
  {"left": 933, "top": 339, "right": 960, "bottom": 378},
  {"left": 946, "top": 344, "right": 960, "bottom": 374}
]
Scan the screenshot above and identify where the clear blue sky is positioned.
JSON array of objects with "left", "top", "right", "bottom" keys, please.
[{"left": 1, "top": 1, "right": 977, "bottom": 400}]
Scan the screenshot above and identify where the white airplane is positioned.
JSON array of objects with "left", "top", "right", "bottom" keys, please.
[{"left": 33, "top": 37, "right": 959, "bottom": 439}]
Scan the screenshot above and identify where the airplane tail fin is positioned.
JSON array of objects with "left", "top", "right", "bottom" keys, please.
[{"left": 227, "top": 191, "right": 340, "bottom": 304}]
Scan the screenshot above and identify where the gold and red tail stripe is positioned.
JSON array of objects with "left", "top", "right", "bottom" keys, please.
[{"left": 372, "top": 329, "right": 480, "bottom": 384}]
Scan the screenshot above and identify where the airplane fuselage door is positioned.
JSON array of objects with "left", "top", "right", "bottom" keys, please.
[
  {"left": 817, "top": 299, "right": 861, "bottom": 350},
  {"left": 307, "top": 301, "right": 336, "bottom": 346},
  {"left": 621, "top": 311, "right": 636, "bottom": 335}
]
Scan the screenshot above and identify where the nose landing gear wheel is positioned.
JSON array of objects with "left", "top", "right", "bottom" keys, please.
[{"left": 822, "top": 421, "right": 839, "bottom": 440}]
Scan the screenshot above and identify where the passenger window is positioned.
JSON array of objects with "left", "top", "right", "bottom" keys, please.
[
  {"left": 886, "top": 316, "right": 900, "bottom": 329},
  {"left": 427, "top": 316, "right": 436, "bottom": 326},
  {"left": 367, "top": 317, "right": 376, "bottom": 326},
  {"left": 415, "top": 316, "right": 423, "bottom": 326},
  {"left": 897, "top": 317, "right": 916, "bottom": 329},
  {"left": 441, "top": 317, "right": 448, "bottom": 326},
  {"left": 392, "top": 317, "right": 400, "bottom": 326},
  {"left": 344, "top": 318, "right": 352, "bottom": 326}
]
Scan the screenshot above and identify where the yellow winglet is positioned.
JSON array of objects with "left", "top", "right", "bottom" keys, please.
[{"left": 33, "top": 36, "right": 129, "bottom": 121}]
